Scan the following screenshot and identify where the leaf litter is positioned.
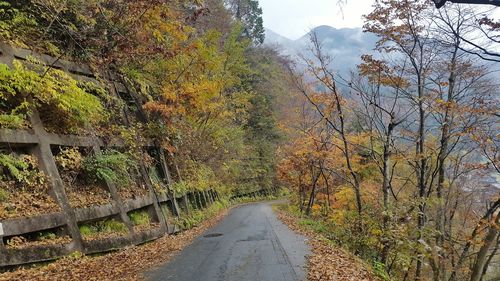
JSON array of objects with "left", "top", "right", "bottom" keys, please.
[
  {"left": 275, "top": 209, "right": 378, "bottom": 281},
  {"left": 0, "top": 209, "right": 229, "bottom": 281}
]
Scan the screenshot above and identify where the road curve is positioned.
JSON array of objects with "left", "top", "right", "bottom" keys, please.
[{"left": 146, "top": 202, "right": 309, "bottom": 281}]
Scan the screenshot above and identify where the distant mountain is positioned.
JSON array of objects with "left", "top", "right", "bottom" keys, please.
[
  {"left": 264, "top": 29, "right": 294, "bottom": 48},
  {"left": 264, "top": 26, "right": 378, "bottom": 76}
]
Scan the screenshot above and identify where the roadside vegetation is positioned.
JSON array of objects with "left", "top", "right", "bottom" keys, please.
[
  {"left": 0, "top": 0, "right": 284, "bottom": 218},
  {"left": 278, "top": 1, "right": 499, "bottom": 280},
  {"left": 274, "top": 203, "right": 379, "bottom": 281},
  {"left": 0, "top": 0, "right": 498, "bottom": 280}
]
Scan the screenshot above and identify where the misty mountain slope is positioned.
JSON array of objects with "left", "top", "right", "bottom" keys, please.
[
  {"left": 264, "top": 28, "right": 294, "bottom": 49},
  {"left": 264, "top": 26, "right": 378, "bottom": 76}
]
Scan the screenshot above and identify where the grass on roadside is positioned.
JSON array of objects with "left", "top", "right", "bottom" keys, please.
[
  {"left": 79, "top": 219, "right": 128, "bottom": 238},
  {"left": 231, "top": 194, "right": 278, "bottom": 204},
  {"left": 173, "top": 194, "right": 279, "bottom": 230},
  {"left": 174, "top": 199, "right": 229, "bottom": 230},
  {"left": 128, "top": 211, "right": 151, "bottom": 226}
]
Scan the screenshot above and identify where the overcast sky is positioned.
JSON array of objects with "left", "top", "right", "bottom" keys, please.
[{"left": 259, "top": 0, "right": 375, "bottom": 39}]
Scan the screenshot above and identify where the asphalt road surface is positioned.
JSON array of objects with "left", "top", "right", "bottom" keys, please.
[{"left": 146, "top": 202, "right": 309, "bottom": 281}]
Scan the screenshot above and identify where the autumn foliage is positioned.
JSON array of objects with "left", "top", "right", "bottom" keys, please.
[
  {"left": 0, "top": 0, "right": 499, "bottom": 280},
  {"left": 278, "top": 1, "right": 499, "bottom": 281}
]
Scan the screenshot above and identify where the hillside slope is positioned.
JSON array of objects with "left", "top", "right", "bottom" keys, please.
[{"left": 264, "top": 26, "right": 377, "bottom": 75}]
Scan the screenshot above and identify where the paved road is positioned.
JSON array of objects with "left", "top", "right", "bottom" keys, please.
[{"left": 146, "top": 202, "right": 309, "bottom": 281}]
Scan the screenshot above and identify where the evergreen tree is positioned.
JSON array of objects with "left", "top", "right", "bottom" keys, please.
[{"left": 226, "top": 0, "right": 265, "bottom": 44}]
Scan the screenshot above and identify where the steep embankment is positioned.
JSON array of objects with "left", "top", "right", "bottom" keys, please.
[{"left": 1, "top": 0, "right": 284, "bottom": 269}]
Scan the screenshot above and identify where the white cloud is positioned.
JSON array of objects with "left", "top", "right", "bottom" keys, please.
[
  {"left": 258, "top": 0, "right": 375, "bottom": 39},
  {"left": 259, "top": 1, "right": 500, "bottom": 40}
]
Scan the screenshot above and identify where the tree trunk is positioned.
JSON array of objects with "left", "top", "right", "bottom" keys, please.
[
  {"left": 337, "top": 103, "right": 363, "bottom": 218},
  {"left": 299, "top": 180, "right": 306, "bottom": 213},
  {"left": 381, "top": 121, "right": 395, "bottom": 266},
  {"left": 320, "top": 169, "right": 331, "bottom": 211},
  {"left": 469, "top": 215, "right": 499, "bottom": 281},
  {"left": 449, "top": 199, "right": 500, "bottom": 281},
  {"left": 415, "top": 73, "right": 427, "bottom": 281},
  {"left": 305, "top": 164, "right": 321, "bottom": 216},
  {"left": 433, "top": 44, "right": 458, "bottom": 281},
  {"left": 480, "top": 233, "right": 499, "bottom": 281}
]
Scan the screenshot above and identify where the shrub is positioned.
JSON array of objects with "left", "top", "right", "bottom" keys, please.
[
  {"left": 0, "top": 153, "right": 45, "bottom": 188},
  {"left": 79, "top": 219, "right": 128, "bottom": 237},
  {"left": 0, "top": 187, "right": 9, "bottom": 202},
  {"left": 0, "top": 2, "right": 42, "bottom": 48},
  {"left": 175, "top": 198, "right": 228, "bottom": 230},
  {"left": 55, "top": 148, "right": 84, "bottom": 178},
  {"left": 171, "top": 161, "right": 220, "bottom": 194},
  {"left": 0, "top": 153, "right": 29, "bottom": 182},
  {"left": 128, "top": 211, "right": 151, "bottom": 226},
  {"left": 79, "top": 225, "right": 95, "bottom": 236},
  {"left": 101, "top": 219, "right": 127, "bottom": 233},
  {"left": 82, "top": 150, "right": 137, "bottom": 186},
  {"left": 0, "top": 61, "right": 105, "bottom": 133},
  {"left": 298, "top": 218, "right": 328, "bottom": 234},
  {"left": 171, "top": 180, "right": 189, "bottom": 194},
  {"left": 68, "top": 251, "right": 84, "bottom": 259},
  {"left": 373, "top": 261, "right": 390, "bottom": 281},
  {"left": 0, "top": 113, "right": 26, "bottom": 129},
  {"left": 37, "top": 231, "right": 56, "bottom": 240}
]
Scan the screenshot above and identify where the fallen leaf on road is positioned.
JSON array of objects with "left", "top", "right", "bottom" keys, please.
[{"left": 0, "top": 209, "right": 229, "bottom": 281}]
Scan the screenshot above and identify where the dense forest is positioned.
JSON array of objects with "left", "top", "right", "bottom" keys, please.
[
  {"left": 0, "top": 0, "right": 286, "bottom": 207},
  {"left": 0, "top": 0, "right": 499, "bottom": 280},
  {"left": 278, "top": 1, "right": 500, "bottom": 280}
]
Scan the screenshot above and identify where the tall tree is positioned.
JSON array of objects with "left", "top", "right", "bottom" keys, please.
[
  {"left": 226, "top": 0, "right": 265, "bottom": 44},
  {"left": 351, "top": 54, "right": 411, "bottom": 267},
  {"left": 364, "top": 2, "right": 438, "bottom": 277}
]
